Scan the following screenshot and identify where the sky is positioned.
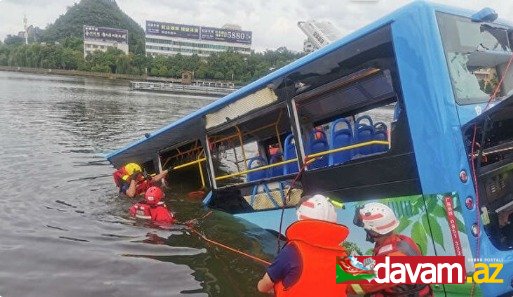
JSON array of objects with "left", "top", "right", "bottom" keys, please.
[{"left": 1, "top": 0, "right": 513, "bottom": 52}]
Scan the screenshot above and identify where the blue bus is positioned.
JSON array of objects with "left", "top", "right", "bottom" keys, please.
[{"left": 107, "top": 2, "right": 513, "bottom": 295}]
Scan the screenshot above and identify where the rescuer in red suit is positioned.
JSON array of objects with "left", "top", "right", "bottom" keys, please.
[
  {"left": 113, "top": 162, "right": 168, "bottom": 198},
  {"left": 348, "top": 202, "right": 433, "bottom": 297},
  {"left": 129, "top": 186, "right": 174, "bottom": 224}
]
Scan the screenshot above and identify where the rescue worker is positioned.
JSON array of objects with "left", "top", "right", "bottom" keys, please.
[
  {"left": 129, "top": 186, "right": 174, "bottom": 224},
  {"left": 348, "top": 202, "right": 433, "bottom": 297},
  {"left": 113, "top": 162, "right": 169, "bottom": 198},
  {"left": 257, "top": 194, "right": 349, "bottom": 296}
]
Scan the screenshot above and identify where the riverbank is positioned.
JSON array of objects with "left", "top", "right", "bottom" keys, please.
[
  {"left": 0, "top": 65, "right": 148, "bottom": 81},
  {"left": 130, "top": 81, "right": 237, "bottom": 97},
  {"left": 0, "top": 66, "right": 229, "bottom": 84}
]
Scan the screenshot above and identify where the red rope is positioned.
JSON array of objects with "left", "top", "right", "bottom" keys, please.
[
  {"left": 199, "top": 210, "right": 213, "bottom": 220},
  {"left": 189, "top": 227, "right": 271, "bottom": 266},
  {"left": 277, "top": 156, "right": 313, "bottom": 253},
  {"left": 185, "top": 211, "right": 271, "bottom": 266}
]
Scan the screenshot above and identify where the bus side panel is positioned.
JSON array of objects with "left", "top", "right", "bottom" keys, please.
[
  {"left": 392, "top": 5, "right": 513, "bottom": 296},
  {"left": 422, "top": 193, "right": 481, "bottom": 296},
  {"left": 390, "top": 4, "right": 507, "bottom": 296}
]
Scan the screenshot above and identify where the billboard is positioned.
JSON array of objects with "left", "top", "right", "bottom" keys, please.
[
  {"left": 146, "top": 21, "right": 252, "bottom": 45},
  {"left": 83, "top": 26, "right": 128, "bottom": 44},
  {"left": 200, "top": 26, "right": 252, "bottom": 44}
]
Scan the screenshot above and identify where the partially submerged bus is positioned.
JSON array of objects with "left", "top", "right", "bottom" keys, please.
[{"left": 107, "top": 2, "right": 513, "bottom": 296}]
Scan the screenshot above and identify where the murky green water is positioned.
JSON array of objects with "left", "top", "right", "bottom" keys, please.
[{"left": 0, "top": 71, "right": 276, "bottom": 297}]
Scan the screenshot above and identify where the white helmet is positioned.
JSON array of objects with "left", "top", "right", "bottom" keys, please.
[
  {"left": 356, "top": 202, "right": 398, "bottom": 235},
  {"left": 297, "top": 194, "right": 337, "bottom": 223}
]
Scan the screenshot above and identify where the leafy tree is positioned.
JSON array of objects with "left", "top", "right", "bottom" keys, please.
[
  {"left": 4, "top": 35, "right": 25, "bottom": 46},
  {"left": 62, "top": 37, "right": 84, "bottom": 52},
  {"left": 42, "top": 0, "right": 145, "bottom": 55},
  {"left": 0, "top": 31, "right": 303, "bottom": 83}
]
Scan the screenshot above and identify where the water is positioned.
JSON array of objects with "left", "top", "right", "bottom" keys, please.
[{"left": 0, "top": 71, "right": 276, "bottom": 297}]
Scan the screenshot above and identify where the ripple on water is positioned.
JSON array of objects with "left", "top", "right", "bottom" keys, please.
[{"left": 0, "top": 71, "right": 269, "bottom": 297}]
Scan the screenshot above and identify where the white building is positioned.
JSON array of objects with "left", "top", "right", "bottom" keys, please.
[
  {"left": 145, "top": 21, "right": 252, "bottom": 57},
  {"left": 298, "top": 20, "right": 342, "bottom": 52},
  {"left": 303, "top": 39, "right": 315, "bottom": 54},
  {"left": 83, "top": 25, "right": 129, "bottom": 57}
]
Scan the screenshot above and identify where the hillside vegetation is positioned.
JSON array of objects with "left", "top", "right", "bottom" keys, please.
[{"left": 43, "top": 0, "right": 145, "bottom": 54}]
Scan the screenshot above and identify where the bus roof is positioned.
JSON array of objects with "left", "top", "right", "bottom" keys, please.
[{"left": 106, "top": 1, "right": 491, "bottom": 168}]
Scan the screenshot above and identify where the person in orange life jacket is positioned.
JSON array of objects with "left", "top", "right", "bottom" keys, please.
[
  {"left": 347, "top": 202, "right": 433, "bottom": 297},
  {"left": 113, "top": 162, "right": 169, "bottom": 198},
  {"left": 129, "top": 186, "right": 174, "bottom": 224},
  {"left": 257, "top": 194, "right": 349, "bottom": 296}
]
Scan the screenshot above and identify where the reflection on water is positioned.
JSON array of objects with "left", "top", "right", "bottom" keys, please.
[{"left": 0, "top": 71, "right": 274, "bottom": 297}]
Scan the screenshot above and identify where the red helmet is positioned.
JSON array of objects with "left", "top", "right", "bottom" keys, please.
[{"left": 145, "top": 186, "right": 164, "bottom": 205}]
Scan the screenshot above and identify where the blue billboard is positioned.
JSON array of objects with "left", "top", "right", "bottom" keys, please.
[{"left": 146, "top": 21, "right": 252, "bottom": 45}]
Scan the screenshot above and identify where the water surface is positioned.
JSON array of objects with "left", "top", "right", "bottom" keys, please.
[{"left": 0, "top": 71, "right": 275, "bottom": 297}]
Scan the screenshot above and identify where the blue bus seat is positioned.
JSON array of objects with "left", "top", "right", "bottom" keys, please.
[
  {"left": 283, "top": 134, "right": 299, "bottom": 174},
  {"left": 329, "top": 118, "right": 353, "bottom": 165},
  {"left": 247, "top": 156, "right": 268, "bottom": 182},
  {"left": 373, "top": 122, "right": 388, "bottom": 153},
  {"left": 355, "top": 115, "right": 375, "bottom": 156},
  {"left": 269, "top": 153, "right": 284, "bottom": 177},
  {"left": 308, "top": 129, "right": 329, "bottom": 169}
]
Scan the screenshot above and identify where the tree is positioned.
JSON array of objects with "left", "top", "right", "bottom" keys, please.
[
  {"left": 42, "top": 0, "right": 145, "bottom": 55},
  {"left": 62, "top": 36, "right": 83, "bottom": 52},
  {"left": 4, "top": 35, "right": 25, "bottom": 46}
]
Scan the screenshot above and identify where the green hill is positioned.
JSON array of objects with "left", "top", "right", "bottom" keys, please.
[{"left": 42, "top": 0, "right": 145, "bottom": 54}]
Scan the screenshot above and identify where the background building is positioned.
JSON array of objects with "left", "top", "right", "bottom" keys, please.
[
  {"left": 298, "top": 20, "right": 342, "bottom": 53},
  {"left": 83, "top": 25, "right": 129, "bottom": 57},
  {"left": 145, "top": 21, "right": 252, "bottom": 57}
]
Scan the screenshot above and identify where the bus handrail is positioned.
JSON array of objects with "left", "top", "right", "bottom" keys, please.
[
  {"left": 215, "top": 158, "right": 299, "bottom": 181},
  {"left": 172, "top": 158, "right": 206, "bottom": 170},
  {"left": 307, "top": 140, "right": 389, "bottom": 159},
  {"left": 214, "top": 140, "right": 390, "bottom": 181}
]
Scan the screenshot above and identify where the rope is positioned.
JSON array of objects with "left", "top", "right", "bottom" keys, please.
[
  {"left": 184, "top": 210, "right": 271, "bottom": 266},
  {"left": 276, "top": 156, "right": 313, "bottom": 253},
  {"left": 189, "top": 227, "right": 271, "bottom": 266}
]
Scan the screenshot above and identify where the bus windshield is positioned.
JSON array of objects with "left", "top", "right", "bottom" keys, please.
[{"left": 437, "top": 12, "right": 513, "bottom": 104}]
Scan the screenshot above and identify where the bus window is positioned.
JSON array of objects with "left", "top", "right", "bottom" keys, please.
[
  {"left": 159, "top": 140, "right": 207, "bottom": 193},
  {"left": 293, "top": 69, "right": 395, "bottom": 169},
  {"left": 206, "top": 104, "right": 303, "bottom": 212},
  {"left": 207, "top": 105, "right": 296, "bottom": 188},
  {"left": 437, "top": 12, "right": 513, "bottom": 104},
  {"left": 284, "top": 24, "right": 421, "bottom": 200}
]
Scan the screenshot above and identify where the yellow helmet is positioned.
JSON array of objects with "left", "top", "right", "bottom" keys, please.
[{"left": 124, "top": 163, "right": 142, "bottom": 175}]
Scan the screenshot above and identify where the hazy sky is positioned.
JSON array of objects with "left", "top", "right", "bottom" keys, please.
[{"left": 1, "top": 0, "right": 513, "bottom": 52}]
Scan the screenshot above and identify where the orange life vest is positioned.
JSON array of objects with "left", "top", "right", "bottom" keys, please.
[{"left": 274, "top": 220, "right": 349, "bottom": 297}]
